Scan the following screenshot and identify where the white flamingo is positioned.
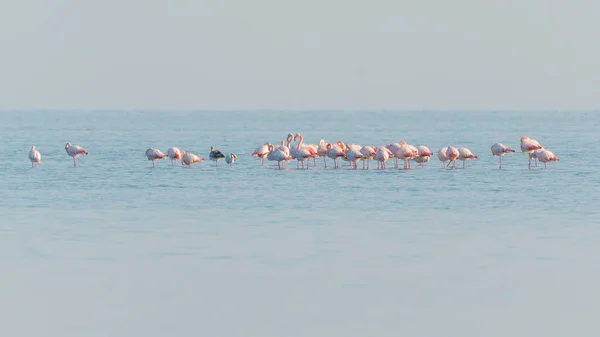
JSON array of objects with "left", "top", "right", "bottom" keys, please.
[
  {"left": 167, "top": 147, "right": 185, "bottom": 166},
  {"left": 490, "top": 143, "right": 515, "bottom": 169},
  {"left": 445, "top": 146, "right": 459, "bottom": 169},
  {"left": 28, "top": 145, "right": 41, "bottom": 168},
  {"left": 145, "top": 148, "right": 168, "bottom": 168},
  {"left": 182, "top": 153, "right": 204, "bottom": 167},
  {"left": 534, "top": 149, "right": 559, "bottom": 169},
  {"left": 520, "top": 136, "right": 544, "bottom": 169},
  {"left": 65, "top": 142, "right": 88, "bottom": 168},
  {"left": 457, "top": 147, "right": 477, "bottom": 168},
  {"left": 252, "top": 143, "right": 270, "bottom": 165}
]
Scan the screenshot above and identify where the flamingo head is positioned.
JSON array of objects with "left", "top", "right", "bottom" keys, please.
[
  {"left": 210, "top": 146, "right": 215, "bottom": 151},
  {"left": 31, "top": 145, "right": 36, "bottom": 150},
  {"left": 268, "top": 144, "right": 274, "bottom": 151},
  {"left": 326, "top": 143, "right": 332, "bottom": 149},
  {"left": 287, "top": 134, "right": 293, "bottom": 142},
  {"left": 399, "top": 141, "right": 406, "bottom": 146},
  {"left": 520, "top": 136, "right": 529, "bottom": 142},
  {"left": 65, "top": 142, "right": 71, "bottom": 149},
  {"left": 319, "top": 139, "right": 325, "bottom": 146}
]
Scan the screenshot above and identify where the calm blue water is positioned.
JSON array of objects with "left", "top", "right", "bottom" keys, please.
[{"left": 1, "top": 110, "right": 599, "bottom": 337}]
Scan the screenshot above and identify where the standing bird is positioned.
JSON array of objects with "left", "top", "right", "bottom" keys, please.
[
  {"left": 317, "top": 140, "right": 328, "bottom": 167},
  {"left": 374, "top": 146, "right": 393, "bottom": 170},
  {"left": 445, "top": 146, "right": 460, "bottom": 169},
  {"left": 167, "top": 147, "right": 185, "bottom": 166},
  {"left": 437, "top": 146, "right": 449, "bottom": 168},
  {"left": 534, "top": 149, "right": 559, "bottom": 169},
  {"left": 266, "top": 144, "right": 291, "bottom": 169},
  {"left": 145, "top": 148, "right": 168, "bottom": 168},
  {"left": 490, "top": 143, "right": 515, "bottom": 169},
  {"left": 226, "top": 153, "right": 237, "bottom": 166},
  {"left": 413, "top": 145, "right": 433, "bottom": 168},
  {"left": 457, "top": 147, "right": 477, "bottom": 168},
  {"left": 520, "top": 136, "right": 544, "bottom": 169},
  {"left": 182, "top": 152, "right": 204, "bottom": 167},
  {"left": 252, "top": 143, "right": 270, "bottom": 165},
  {"left": 65, "top": 142, "right": 88, "bottom": 168},
  {"left": 28, "top": 145, "right": 41, "bottom": 168},
  {"left": 360, "top": 145, "right": 376, "bottom": 169},
  {"left": 209, "top": 146, "right": 225, "bottom": 165}
]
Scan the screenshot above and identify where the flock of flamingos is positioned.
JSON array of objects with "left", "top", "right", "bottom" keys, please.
[{"left": 26, "top": 134, "right": 560, "bottom": 170}]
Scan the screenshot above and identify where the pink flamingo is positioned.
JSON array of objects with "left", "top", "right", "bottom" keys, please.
[
  {"left": 413, "top": 145, "right": 433, "bottom": 168},
  {"left": 267, "top": 144, "right": 291, "bottom": 169},
  {"left": 457, "top": 147, "right": 477, "bottom": 168},
  {"left": 294, "top": 133, "right": 319, "bottom": 169},
  {"left": 490, "top": 143, "right": 515, "bottom": 169},
  {"left": 326, "top": 142, "right": 345, "bottom": 169},
  {"left": 437, "top": 146, "right": 449, "bottom": 168},
  {"left": 28, "top": 145, "right": 41, "bottom": 168},
  {"left": 534, "top": 149, "right": 559, "bottom": 169},
  {"left": 145, "top": 148, "right": 168, "bottom": 168},
  {"left": 445, "top": 146, "right": 459, "bottom": 169},
  {"left": 360, "top": 146, "right": 376, "bottom": 169},
  {"left": 374, "top": 146, "right": 393, "bottom": 169},
  {"left": 182, "top": 152, "right": 204, "bottom": 167},
  {"left": 252, "top": 143, "right": 270, "bottom": 165},
  {"left": 65, "top": 142, "right": 88, "bottom": 167},
  {"left": 520, "top": 136, "right": 544, "bottom": 169},
  {"left": 167, "top": 147, "right": 185, "bottom": 166}
]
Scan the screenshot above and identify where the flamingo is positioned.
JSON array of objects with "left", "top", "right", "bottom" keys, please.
[
  {"left": 145, "top": 148, "right": 168, "bottom": 168},
  {"left": 374, "top": 146, "right": 393, "bottom": 169},
  {"left": 534, "top": 149, "right": 559, "bottom": 169},
  {"left": 252, "top": 143, "right": 270, "bottom": 165},
  {"left": 317, "top": 140, "right": 328, "bottom": 167},
  {"left": 326, "top": 141, "right": 345, "bottom": 169},
  {"left": 437, "top": 146, "right": 449, "bottom": 168},
  {"left": 167, "top": 147, "right": 185, "bottom": 166},
  {"left": 360, "top": 145, "right": 376, "bottom": 169},
  {"left": 209, "top": 146, "right": 225, "bottom": 165},
  {"left": 345, "top": 144, "right": 364, "bottom": 169},
  {"left": 226, "top": 153, "right": 237, "bottom": 166},
  {"left": 413, "top": 145, "right": 433, "bottom": 168},
  {"left": 266, "top": 144, "right": 291, "bottom": 169},
  {"left": 395, "top": 142, "right": 418, "bottom": 169},
  {"left": 457, "top": 147, "right": 477, "bottom": 168},
  {"left": 490, "top": 143, "right": 515, "bottom": 169},
  {"left": 445, "top": 146, "right": 459, "bottom": 169},
  {"left": 65, "top": 142, "right": 88, "bottom": 168},
  {"left": 520, "top": 136, "right": 544, "bottom": 169},
  {"left": 182, "top": 152, "right": 204, "bottom": 167},
  {"left": 386, "top": 142, "right": 404, "bottom": 168},
  {"left": 294, "top": 133, "right": 318, "bottom": 169},
  {"left": 28, "top": 145, "right": 41, "bottom": 168}
]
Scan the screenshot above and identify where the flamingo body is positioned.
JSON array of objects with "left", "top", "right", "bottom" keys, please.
[
  {"left": 28, "top": 145, "right": 41, "bottom": 168},
  {"left": 65, "top": 142, "right": 88, "bottom": 167}
]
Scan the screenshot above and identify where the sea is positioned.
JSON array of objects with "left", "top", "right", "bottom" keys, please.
[{"left": 1, "top": 110, "right": 599, "bottom": 337}]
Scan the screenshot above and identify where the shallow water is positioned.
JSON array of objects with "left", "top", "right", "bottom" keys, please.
[{"left": 1, "top": 110, "right": 599, "bottom": 337}]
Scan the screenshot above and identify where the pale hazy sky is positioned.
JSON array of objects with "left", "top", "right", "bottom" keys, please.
[{"left": 1, "top": 0, "right": 599, "bottom": 110}]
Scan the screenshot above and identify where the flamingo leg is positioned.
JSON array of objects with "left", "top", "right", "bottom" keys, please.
[
  {"left": 499, "top": 156, "right": 502, "bottom": 170},
  {"left": 535, "top": 158, "right": 539, "bottom": 167},
  {"left": 73, "top": 157, "right": 77, "bottom": 168},
  {"left": 463, "top": 161, "right": 466, "bottom": 169},
  {"left": 544, "top": 162, "right": 547, "bottom": 169},
  {"left": 528, "top": 156, "right": 531, "bottom": 169}
]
